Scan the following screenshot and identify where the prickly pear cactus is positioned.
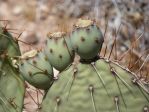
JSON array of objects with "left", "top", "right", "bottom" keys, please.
[
  {"left": 18, "top": 49, "right": 54, "bottom": 90},
  {"left": 40, "top": 58, "right": 149, "bottom": 112},
  {"left": 70, "top": 19, "right": 104, "bottom": 60},
  {"left": 40, "top": 19, "right": 149, "bottom": 112},
  {"left": 0, "top": 26, "right": 20, "bottom": 57},
  {"left": 45, "top": 32, "right": 74, "bottom": 71},
  {"left": 0, "top": 24, "right": 25, "bottom": 112},
  {"left": 0, "top": 56, "right": 25, "bottom": 112}
]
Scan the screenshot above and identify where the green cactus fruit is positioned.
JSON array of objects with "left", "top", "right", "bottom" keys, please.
[
  {"left": 70, "top": 19, "right": 104, "bottom": 60},
  {"left": 40, "top": 58, "right": 149, "bottom": 112},
  {"left": 19, "top": 49, "right": 54, "bottom": 90},
  {"left": 0, "top": 55, "right": 25, "bottom": 112},
  {"left": 0, "top": 26, "right": 20, "bottom": 57},
  {"left": 45, "top": 32, "right": 74, "bottom": 71}
]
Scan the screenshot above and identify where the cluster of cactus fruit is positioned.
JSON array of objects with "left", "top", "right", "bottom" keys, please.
[{"left": 0, "top": 19, "right": 149, "bottom": 112}]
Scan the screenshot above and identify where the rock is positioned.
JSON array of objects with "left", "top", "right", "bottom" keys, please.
[
  {"left": 12, "top": 6, "right": 23, "bottom": 16},
  {"left": 23, "top": 31, "right": 39, "bottom": 45}
]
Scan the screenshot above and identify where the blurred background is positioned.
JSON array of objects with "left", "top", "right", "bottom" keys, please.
[{"left": 0, "top": 0, "right": 149, "bottom": 111}]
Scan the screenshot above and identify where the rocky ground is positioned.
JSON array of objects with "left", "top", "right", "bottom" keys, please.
[{"left": 0, "top": 0, "right": 149, "bottom": 111}]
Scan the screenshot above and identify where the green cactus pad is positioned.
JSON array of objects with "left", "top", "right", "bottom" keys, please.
[
  {"left": 40, "top": 58, "right": 149, "bottom": 112},
  {"left": 70, "top": 19, "right": 104, "bottom": 60},
  {"left": 0, "top": 26, "right": 20, "bottom": 57},
  {"left": 19, "top": 50, "right": 54, "bottom": 90},
  {"left": 0, "top": 56, "right": 25, "bottom": 112},
  {"left": 45, "top": 32, "right": 74, "bottom": 71}
]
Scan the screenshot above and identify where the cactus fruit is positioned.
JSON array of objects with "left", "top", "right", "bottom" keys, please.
[
  {"left": 18, "top": 49, "right": 54, "bottom": 90},
  {"left": 40, "top": 58, "right": 149, "bottom": 112},
  {"left": 0, "top": 55, "right": 25, "bottom": 112},
  {"left": 0, "top": 26, "right": 20, "bottom": 57},
  {"left": 70, "top": 19, "right": 104, "bottom": 60},
  {"left": 0, "top": 18, "right": 148, "bottom": 112},
  {"left": 40, "top": 19, "right": 149, "bottom": 112},
  {"left": 45, "top": 32, "right": 74, "bottom": 71}
]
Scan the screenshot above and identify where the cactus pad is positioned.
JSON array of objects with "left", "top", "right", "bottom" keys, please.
[
  {"left": 45, "top": 32, "right": 74, "bottom": 71},
  {"left": 0, "top": 56, "right": 25, "bottom": 112},
  {"left": 19, "top": 50, "right": 54, "bottom": 90},
  {"left": 40, "top": 58, "right": 149, "bottom": 112},
  {"left": 0, "top": 26, "right": 20, "bottom": 57},
  {"left": 70, "top": 19, "right": 104, "bottom": 60}
]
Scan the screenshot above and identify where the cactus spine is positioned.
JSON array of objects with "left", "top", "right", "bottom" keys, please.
[
  {"left": 0, "top": 26, "right": 20, "bottom": 57},
  {"left": 0, "top": 18, "right": 148, "bottom": 112},
  {"left": 40, "top": 19, "right": 149, "bottom": 112},
  {"left": 0, "top": 24, "right": 25, "bottom": 112}
]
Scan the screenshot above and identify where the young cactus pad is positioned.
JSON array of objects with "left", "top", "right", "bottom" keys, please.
[
  {"left": 45, "top": 32, "right": 74, "bottom": 71},
  {"left": 70, "top": 19, "right": 104, "bottom": 60},
  {"left": 0, "top": 26, "right": 20, "bottom": 57},
  {"left": 19, "top": 49, "right": 54, "bottom": 90},
  {"left": 0, "top": 55, "right": 25, "bottom": 112},
  {"left": 40, "top": 58, "right": 149, "bottom": 112}
]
